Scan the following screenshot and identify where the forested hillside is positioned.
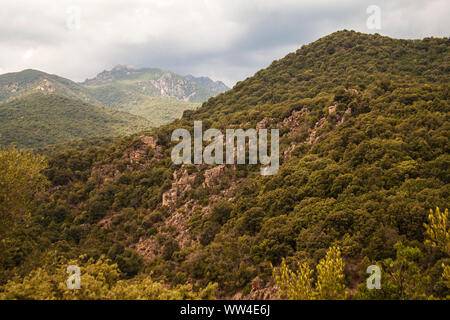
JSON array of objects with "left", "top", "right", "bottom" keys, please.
[
  {"left": 0, "top": 31, "right": 448, "bottom": 300},
  {"left": 0, "top": 69, "right": 96, "bottom": 104},
  {"left": 83, "top": 79, "right": 201, "bottom": 126},
  {"left": 0, "top": 93, "right": 151, "bottom": 148}
]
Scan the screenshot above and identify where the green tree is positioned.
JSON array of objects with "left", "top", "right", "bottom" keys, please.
[
  {"left": 355, "top": 242, "right": 430, "bottom": 300},
  {"left": 424, "top": 207, "right": 449, "bottom": 294},
  {"left": 272, "top": 246, "right": 347, "bottom": 300},
  {"left": 383, "top": 242, "right": 429, "bottom": 299},
  {"left": 0, "top": 254, "right": 217, "bottom": 300},
  {"left": 443, "top": 265, "right": 450, "bottom": 291},
  {"left": 315, "top": 246, "right": 348, "bottom": 299},
  {"left": 272, "top": 258, "right": 313, "bottom": 299},
  {"left": 0, "top": 146, "right": 47, "bottom": 237},
  {"left": 424, "top": 207, "right": 449, "bottom": 255}
]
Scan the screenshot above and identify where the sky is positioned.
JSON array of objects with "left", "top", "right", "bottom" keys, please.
[{"left": 0, "top": 0, "right": 448, "bottom": 87}]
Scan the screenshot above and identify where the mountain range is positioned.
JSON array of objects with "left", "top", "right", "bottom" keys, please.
[
  {"left": 0, "top": 66, "right": 229, "bottom": 148},
  {"left": 82, "top": 64, "right": 228, "bottom": 103}
]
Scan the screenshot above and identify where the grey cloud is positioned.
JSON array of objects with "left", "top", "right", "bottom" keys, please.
[{"left": 0, "top": 0, "right": 448, "bottom": 87}]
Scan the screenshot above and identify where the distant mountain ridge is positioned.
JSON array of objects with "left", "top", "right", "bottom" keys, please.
[
  {"left": 82, "top": 64, "right": 230, "bottom": 103},
  {"left": 184, "top": 74, "right": 229, "bottom": 96},
  {"left": 0, "top": 66, "right": 230, "bottom": 127},
  {"left": 0, "top": 69, "right": 96, "bottom": 104}
]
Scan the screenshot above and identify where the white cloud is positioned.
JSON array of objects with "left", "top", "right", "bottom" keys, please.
[{"left": 0, "top": 0, "right": 448, "bottom": 86}]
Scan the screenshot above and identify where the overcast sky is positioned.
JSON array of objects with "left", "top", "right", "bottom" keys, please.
[{"left": 0, "top": 0, "right": 448, "bottom": 86}]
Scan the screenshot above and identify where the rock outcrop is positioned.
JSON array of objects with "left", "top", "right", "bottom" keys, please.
[
  {"left": 202, "top": 165, "right": 226, "bottom": 188},
  {"left": 162, "top": 168, "right": 196, "bottom": 207},
  {"left": 277, "top": 107, "right": 310, "bottom": 132}
]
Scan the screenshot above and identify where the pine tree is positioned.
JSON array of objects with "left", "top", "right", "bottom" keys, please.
[
  {"left": 315, "top": 246, "right": 348, "bottom": 299},
  {"left": 424, "top": 207, "right": 449, "bottom": 255},
  {"left": 272, "top": 246, "right": 347, "bottom": 300},
  {"left": 272, "top": 258, "right": 314, "bottom": 299}
]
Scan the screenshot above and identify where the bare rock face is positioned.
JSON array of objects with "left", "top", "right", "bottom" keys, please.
[
  {"left": 277, "top": 108, "right": 311, "bottom": 158},
  {"left": 202, "top": 164, "right": 226, "bottom": 188},
  {"left": 345, "top": 88, "right": 359, "bottom": 95},
  {"left": 234, "top": 277, "right": 278, "bottom": 300},
  {"left": 281, "top": 103, "right": 352, "bottom": 159},
  {"left": 128, "top": 135, "right": 163, "bottom": 165},
  {"left": 162, "top": 189, "right": 177, "bottom": 207},
  {"left": 277, "top": 107, "right": 310, "bottom": 131},
  {"left": 129, "top": 149, "right": 147, "bottom": 164},
  {"left": 306, "top": 117, "right": 327, "bottom": 144},
  {"left": 328, "top": 103, "right": 337, "bottom": 114},
  {"left": 140, "top": 135, "right": 162, "bottom": 157},
  {"left": 35, "top": 78, "right": 55, "bottom": 92},
  {"left": 140, "top": 135, "right": 157, "bottom": 148},
  {"left": 337, "top": 108, "right": 352, "bottom": 126},
  {"left": 252, "top": 277, "right": 264, "bottom": 290},
  {"left": 6, "top": 82, "right": 19, "bottom": 93},
  {"left": 256, "top": 117, "right": 274, "bottom": 130},
  {"left": 162, "top": 164, "right": 227, "bottom": 208},
  {"left": 162, "top": 168, "right": 196, "bottom": 207}
]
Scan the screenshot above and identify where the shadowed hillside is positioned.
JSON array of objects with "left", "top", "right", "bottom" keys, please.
[{"left": 0, "top": 92, "right": 151, "bottom": 148}]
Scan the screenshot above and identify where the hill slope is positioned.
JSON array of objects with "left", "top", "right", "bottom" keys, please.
[
  {"left": 0, "top": 69, "right": 96, "bottom": 104},
  {"left": 82, "top": 79, "right": 201, "bottom": 126},
  {"left": 0, "top": 66, "right": 230, "bottom": 127},
  {"left": 0, "top": 92, "right": 151, "bottom": 148},
  {"left": 1, "top": 31, "right": 449, "bottom": 300}
]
